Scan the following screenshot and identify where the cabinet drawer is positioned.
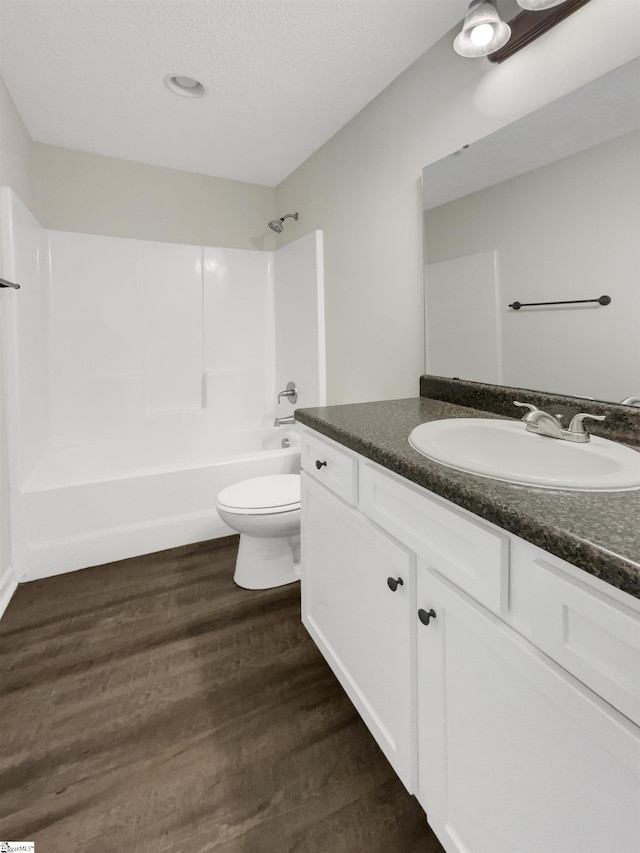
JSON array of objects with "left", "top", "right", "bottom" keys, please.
[
  {"left": 301, "top": 429, "right": 358, "bottom": 505},
  {"left": 360, "top": 463, "right": 509, "bottom": 615},
  {"left": 525, "top": 554, "right": 640, "bottom": 726}
]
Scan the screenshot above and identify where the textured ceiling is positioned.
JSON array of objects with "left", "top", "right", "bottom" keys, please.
[{"left": 0, "top": 0, "right": 469, "bottom": 186}]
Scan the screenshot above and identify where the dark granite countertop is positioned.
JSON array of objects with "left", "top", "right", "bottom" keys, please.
[{"left": 295, "top": 396, "right": 640, "bottom": 600}]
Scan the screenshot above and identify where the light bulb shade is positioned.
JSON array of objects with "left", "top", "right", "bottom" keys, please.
[
  {"left": 517, "top": 0, "right": 568, "bottom": 9},
  {"left": 454, "top": 0, "right": 511, "bottom": 57}
]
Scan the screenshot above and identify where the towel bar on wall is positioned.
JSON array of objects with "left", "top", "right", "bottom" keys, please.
[
  {"left": 0, "top": 277, "right": 20, "bottom": 289},
  {"left": 509, "top": 295, "right": 611, "bottom": 310}
]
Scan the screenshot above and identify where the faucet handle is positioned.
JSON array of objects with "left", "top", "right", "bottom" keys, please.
[
  {"left": 513, "top": 401, "right": 539, "bottom": 419},
  {"left": 567, "top": 412, "right": 605, "bottom": 435},
  {"left": 277, "top": 381, "right": 298, "bottom": 404}
]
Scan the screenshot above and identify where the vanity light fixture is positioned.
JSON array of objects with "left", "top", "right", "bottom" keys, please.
[
  {"left": 454, "top": 0, "right": 591, "bottom": 62},
  {"left": 488, "top": 0, "right": 591, "bottom": 63},
  {"left": 453, "top": 0, "right": 511, "bottom": 58},
  {"left": 517, "top": 0, "right": 569, "bottom": 9}
]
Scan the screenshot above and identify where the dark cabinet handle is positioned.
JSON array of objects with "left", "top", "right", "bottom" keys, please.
[
  {"left": 418, "top": 608, "right": 437, "bottom": 626},
  {"left": 315, "top": 459, "right": 327, "bottom": 470},
  {"left": 387, "top": 577, "right": 404, "bottom": 592}
]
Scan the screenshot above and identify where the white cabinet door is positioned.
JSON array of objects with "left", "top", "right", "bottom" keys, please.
[
  {"left": 301, "top": 472, "right": 416, "bottom": 791},
  {"left": 417, "top": 564, "right": 640, "bottom": 853}
]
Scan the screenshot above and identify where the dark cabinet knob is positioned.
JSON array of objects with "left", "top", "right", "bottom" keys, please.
[
  {"left": 418, "top": 608, "right": 437, "bottom": 626},
  {"left": 315, "top": 459, "right": 327, "bottom": 470},
  {"left": 387, "top": 577, "right": 404, "bottom": 592}
]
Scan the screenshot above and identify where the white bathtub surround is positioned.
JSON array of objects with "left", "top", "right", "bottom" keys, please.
[
  {"left": 274, "top": 230, "right": 326, "bottom": 416},
  {"left": 46, "top": 231, "right": 274, "bottom": 448},
  {"left": 140, "top": 241, "right": 205, "bottom": 414},
  {"left": 0, "top": 187, "right": 324, "bottom": 584},
  {"left": 0, "top": 188, "right": 50, "bottom": 590},
  {"left": 425, "top": 250, "right": 502, "bottom": 385},
  {"left": 0, "top": 189, "right": 49, "bottom": 484}
]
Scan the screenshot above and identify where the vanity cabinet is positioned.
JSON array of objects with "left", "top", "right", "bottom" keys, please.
[
  {"left": 299, "top": 425, "right": 640, "bottom": 853},
  {"left": 301, "top": 472, "right": 416, "bottom": 791},
  {"left": 417, "top": 565, "right": 639, "bottom": 853}
]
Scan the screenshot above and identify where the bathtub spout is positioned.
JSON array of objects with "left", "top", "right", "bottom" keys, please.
[{"left": 274, "top": 415, "right": 296, "bottom": 426}]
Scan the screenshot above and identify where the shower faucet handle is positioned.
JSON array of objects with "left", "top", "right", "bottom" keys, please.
[{"left": 277, "top": 381, "right": 298, "bottom": 405}]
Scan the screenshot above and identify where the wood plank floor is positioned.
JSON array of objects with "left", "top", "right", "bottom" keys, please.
[{"left": 0, "top": 538, "right": 444, "bottom": 852}]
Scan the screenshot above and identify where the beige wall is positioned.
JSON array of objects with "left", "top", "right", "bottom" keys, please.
[
  {"left": 0, "top": 75, "right": 277, "bottom": 253},
  {"left": 31, "top": 143, "right": 277, "bottom": 250},
  {"left": 275, "top": 0, "right": 640, "bottom": 405},
  {"left": 0, "top": 77, "right": 33, "bottom": 578}
]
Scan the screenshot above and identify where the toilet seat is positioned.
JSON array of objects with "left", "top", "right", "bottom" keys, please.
[{"left": 216, "top": 474, "right": 300, "bottom": 516}]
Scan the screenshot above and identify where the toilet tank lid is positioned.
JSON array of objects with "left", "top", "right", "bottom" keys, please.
[{"left": 217, "top": 474, "right": 300, "bottom": 511}]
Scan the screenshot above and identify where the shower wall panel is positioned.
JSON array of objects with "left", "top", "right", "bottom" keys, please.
[
  {"left": 424, "top": 250, "right": 502, "bottom": 385},
  {"left": 0, "top": 188, "right": 49, "bottom": 591},
  {"left": 140, "top": 241, "right": 203, "bottom": 414},
  {"left": 43, "top": 234, "right": 274, "bottom": 466},
  {"left": 0, "top": 190, "right": 50, "bottom": 481},
  {"left": 203, "top": 247, "right": 274, "bottom": 429},
  {"left": 48, "top": 231, "right": 142, "bottom": 447},
  {"left": 274, "top": 230, "right": 326, "bottom": 418}
]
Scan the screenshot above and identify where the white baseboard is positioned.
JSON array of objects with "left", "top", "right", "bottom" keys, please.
[{"left": 0, "top": 565, "right": 18, "bottom": 619}]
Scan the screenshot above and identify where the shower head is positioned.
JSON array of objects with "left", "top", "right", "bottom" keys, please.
[{"left": 268, "top": 212, "right": 299, "bottom": 233}]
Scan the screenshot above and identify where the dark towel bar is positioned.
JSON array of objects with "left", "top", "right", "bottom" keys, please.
[{"left": 509, "top": 295, "right": 610, "bottom": 310}]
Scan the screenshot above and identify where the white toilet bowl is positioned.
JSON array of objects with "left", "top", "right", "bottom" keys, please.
[{"left": 216, "top": 474, "right": 301, "bottom": 589}]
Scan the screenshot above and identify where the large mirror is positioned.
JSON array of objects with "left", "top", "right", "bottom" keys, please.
[{"left": 422, "top": 57, "right": 640, "bottom": 406}]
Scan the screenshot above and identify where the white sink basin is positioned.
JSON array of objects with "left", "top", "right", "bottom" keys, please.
[{"left": 409, "top": 418, "right": 640, "bottom": 491}]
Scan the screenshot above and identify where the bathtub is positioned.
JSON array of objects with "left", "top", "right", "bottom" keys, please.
[{"left": 16, "top": 428, "right": 300, "bottom": 581}]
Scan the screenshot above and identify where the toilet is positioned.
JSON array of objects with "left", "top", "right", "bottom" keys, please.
[{"left": 216, "top": 474, "right": 301, "bottom": 589}]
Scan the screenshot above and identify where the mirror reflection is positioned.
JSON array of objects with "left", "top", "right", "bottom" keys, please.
[{"left": 422, "top": 58, "right": 640, "bottom": 406}]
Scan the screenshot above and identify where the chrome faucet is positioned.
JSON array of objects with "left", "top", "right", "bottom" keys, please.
[
  {"left": 514, "top": 403, "right": 563, "bottom": 438},
  {"left": 275, "top": 380, "right": 298, "bottom": 426},
  {"left": 514, "top": 402, "right": 605, "bottom": 443},
  {"left": 274, "top": 414, "right": 296, "bottom": 427},
  {"left": 620, "top": 396, "right": 640, "bottom": 407},
  {"left": 275, "top": 381, "right": 298, "bottom": 426}
]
